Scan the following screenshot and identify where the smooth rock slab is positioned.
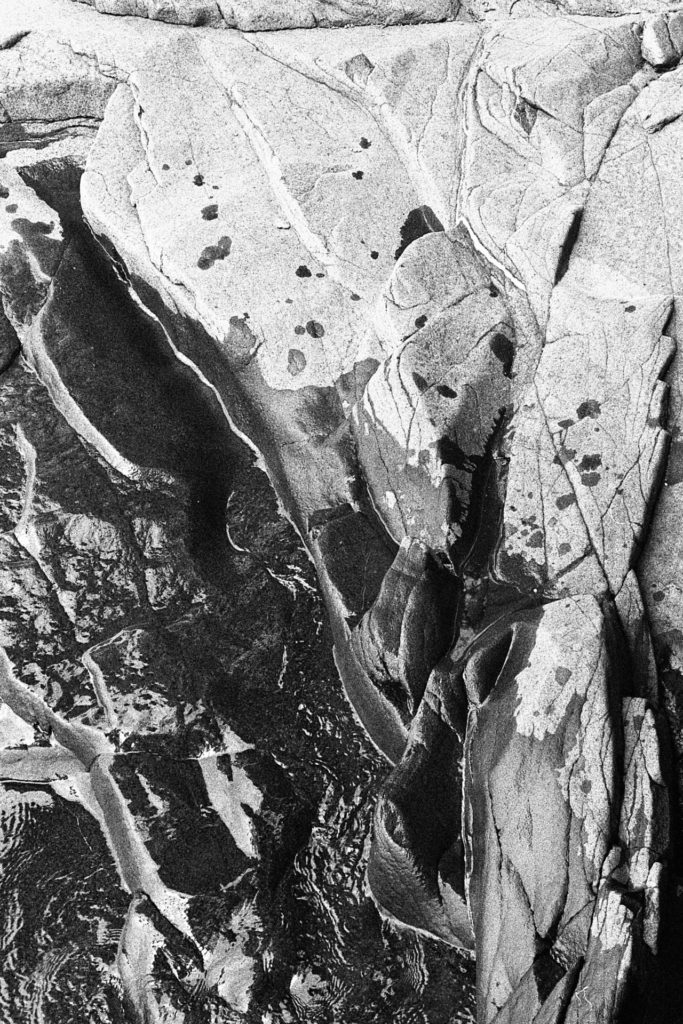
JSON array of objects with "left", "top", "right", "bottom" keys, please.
[
  {"left": 354, "top": 232, "right": 513, "bottom": 554},
  {"left": 369, "top": 595, "right": 651, "bottom": 1023}
]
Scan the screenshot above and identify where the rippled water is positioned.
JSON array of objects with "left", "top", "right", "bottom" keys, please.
[
  {"left": 0, "top": 184, "right": 476, "bottom": 1022},
  {"left": 0, "top": 785, "right": 129, "bottom": 1023}
]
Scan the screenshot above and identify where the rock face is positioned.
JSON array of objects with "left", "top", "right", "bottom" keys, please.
[
  {"left": 0, "top": 0, "right": 682, "bottom": 1021},
  {"left": 69, "top": 0, "right": 459, "bottom": 29}
]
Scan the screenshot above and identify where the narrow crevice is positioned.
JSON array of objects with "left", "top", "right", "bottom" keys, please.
[{"left": 554, "top": 209, "right": 583, "bottom": 286}]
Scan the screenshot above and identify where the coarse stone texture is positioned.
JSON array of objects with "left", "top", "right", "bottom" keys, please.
[
  {"left": 0, "top": 0, "right": 682, "bottom": 1021},
  {"left": 68, "top": 0, "right": 460, "bottom": 29}
]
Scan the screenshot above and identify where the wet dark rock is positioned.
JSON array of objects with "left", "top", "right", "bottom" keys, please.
[
  {"left": 350, "top": 537, "right": 460, "bottom": 722},
  {"left": 0, "top": 304, "right": 19, "bottom": 371}
]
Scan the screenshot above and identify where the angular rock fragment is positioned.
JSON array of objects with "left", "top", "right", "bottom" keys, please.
[
  {"left": 498, "top": 301, "right": 674, "bottom": 598},
  {"left": 354, "top": 234, "right": 514, "bottom": 554},
  {"left": 368, "top": 665, "right": 472, "bottom": 948},
  {"left": 0, "top": 31, "right": 115, "bottom": 155},
  {"left": 617, "top": 699, "right": 669, "bottom": 911},
  {"left": 0, "top": 165, "right": 65, "bottom": 327},
  {"left": 459, "top": 17, "right": 645, "bottom": 326},
  {"left": 350, "top": 537, "right": 460, "bottom": 723},
  {"left": 561, "top": 884, "right": 636, "bottom": 1024},
  {"left": 642, "top": 10, "right": 683, "bottom": 66},
  {"left": 308, "top": 504, "right": 397, "bottom": 623},
  {"left": 370, "top": 586, "right": 674, "bottom": 1021},
  {"left": 462, "top": 597, "right": 623, "bottom": 1021}
]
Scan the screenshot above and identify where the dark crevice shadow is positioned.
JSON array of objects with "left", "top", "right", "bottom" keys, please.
[{"left": 18, "top": 159, "right": 248, "bottom": 577}]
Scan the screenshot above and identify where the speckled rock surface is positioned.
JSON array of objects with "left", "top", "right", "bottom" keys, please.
[
  {"left": 68, "top": 0, "right": 460, "bottom": 29},
  {"left": 1, "top": 0, "right": 683, "bottom": 1021}
]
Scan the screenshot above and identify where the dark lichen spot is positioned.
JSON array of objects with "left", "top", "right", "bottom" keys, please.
[
  {"left": 296, "top": 265, "right": 311, "bottom": 278},
  {"left": 10, "top": 218, "right": 60, "bottom": 274},
  {"left": 415, "top": 314, "right": 427, "bottom": 329},
  {"left": 556, "top": 493, "right": 577, "bottom": 510},
  {"left": 285, "top": 298, "right": 293, "bottom": 304},
  {"left": 412, "top": 372, "right": 428, "bottom": 392},
  {"left": 201, "top": 204, "right": 219, "bottom": 221},
  {"left": 437, "top": 384, "right": 457, "bottom": 399},
  {"left": 580, "top": 471, "right": 601, "bottom": 488},
  {"left": 294, "top": 325, "right": 305, "bottom": 335},
  {"left": 555, "top": 667, "right": 572, "bottom": 684},
  {"left": 352, "top": 170, "right": 364, "bottom": 180},
  {"left": 360, "top": 137, "right": 371, "bottom": 149},
  {"left": 513, "top": 99, "right": 537, "bottom": 135},
  {"left": 350, "top": 293, "right": 361, "bottom": 301},
  {"left": 316, "top": 272, "right": 325, "bottom": 278},
  {"left": 185, "top": 159, "right": 192, "bottom": 166},
  {"left": 553, "top": 446, "right": 576, "bottom": 467},
  {"left": 197, "top": 236, "right": 232, "bottom": 270},
  {"left": 394, "top": 205, "right": 444, "bottom": 261},
  {"left": 579, "top": 454, "right": 602, "bottom": 471},
  {"left": 558, "top": 418, "right": 575, "bottom": 429},
  {"left": 5, "top": 204, "right": 17, "bottom": 213},
  {"left": 0, "top": 186, "right": 9, "bottom": 199},
  {"left": 489, "top": 283, "right": 499, "bottom": 297},
  {"left": 558, "top": 542, "right": 571, "bottom": 555},
  {"left": 527, "top": 530, "right": 544, "bottom": 548},
  {"left": 577, "top": 399, "right": 601, "bottom": 420},
  {"left": 193, "top": 173, "right": 204, "bottom": 186},
  {"left": 287, "top": 348, "right": 307, "bottom": 376},
  {"left": 370, "top": 251, "right": 379, "bottom": 260},
  {"left": 653, "top": 590, "right": 665, "bottom": 603},
  {"left": 12, "top": 217, "right": 53, "bottom": 235},
  {"left": 625, "top": 304, "right": 636, "bottom": 312},
  {"left": 306, "top": 320, "right": 325, "bottom": 338},
  {"left": 344, "top": 53, "right": 374, "bottom": 85},
  {"left": 162, "top": 163, "right": 170, "bottom": 171},
  {"left": 489, "top": 332, "right": 514, "bottom": 377}
]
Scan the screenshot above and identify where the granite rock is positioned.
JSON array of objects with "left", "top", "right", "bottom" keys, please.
[{"left": 0, "top": 1, "right": 682, "bottom": 1021}]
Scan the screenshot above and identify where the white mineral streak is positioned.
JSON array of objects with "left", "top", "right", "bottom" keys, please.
[
  {"left": 200, "top": 754, "right": 263, "bottom": 859},
  {"left": 117, "top": 895, "right": 168, "bottom": 1024},
  {"left": 0, "top": 703, "right": 34, "bottom": 748},
  {"left": 89, "top": 754, "right": 195, "bottom": 942},
  {"left": 619, "top": 698, "right": 668, "bottom": 888},
  {"left": 206, "top": 899, "right": 262, "bottom": 1010},
  {"left": 81, "top": 645, "right": 121, "bottom": 732},
  {"left": 0, "top": 648, "right": 113, "bottom": 767}
]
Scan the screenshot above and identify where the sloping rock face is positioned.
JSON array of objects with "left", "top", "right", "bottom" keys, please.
[
  {"left": 68, "top": 0, "right": 459, "bottom": 29},
  {"left": 0, "top": 0, "right": 682, "bottom": 1022}
]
